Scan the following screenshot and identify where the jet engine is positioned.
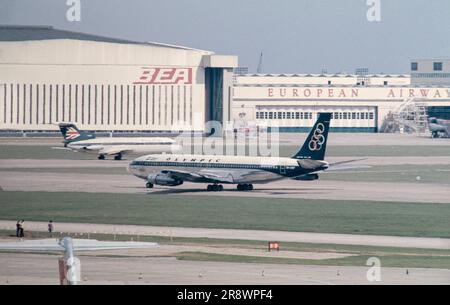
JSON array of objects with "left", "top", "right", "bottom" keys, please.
[
  {"left": 294, "top": 173, "right": 319, "bottom": 181},
  {"left": 147, "top": 173, "right": 183, "bottom": 186}
]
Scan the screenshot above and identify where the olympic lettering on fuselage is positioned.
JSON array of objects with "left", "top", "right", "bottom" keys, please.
[{"left": 308, "top": 123, "right": 326, "bottom": 151}]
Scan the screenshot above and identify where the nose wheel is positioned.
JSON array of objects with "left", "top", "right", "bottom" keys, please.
[
  {"left": 207, "top": 184, "right": 224, "bottom": 192},
  {"left": 146, "top": 182, "right": 154, "bottom": 189},
  {"left": 237, "top": 184, "right": 253, "bottom": 191}
]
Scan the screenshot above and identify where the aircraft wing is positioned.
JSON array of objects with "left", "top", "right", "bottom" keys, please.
[
  {"left": 0, "top": 239, "right": 159, "bottom": 252},
  {"left": 162, "top": 169, "right": 235, "bottom": 183},
  {"left": 197, "top": 170, "right": 235, "bottom": 183}
]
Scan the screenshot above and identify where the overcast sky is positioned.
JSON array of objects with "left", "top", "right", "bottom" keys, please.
[{"left": 1, "top": 0, "right": 450, "bottom": 74}]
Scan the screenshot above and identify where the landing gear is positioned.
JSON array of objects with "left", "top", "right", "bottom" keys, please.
[
  {"left": 114, "top": 153, "right": 122, "bottom": 161},
  {"left": 146, "top": 182, "right": 154, "bottom": 189},
  {"left": 237, "top": 184, "right": 253, "bottom": 191},
  {"left": 207, "top": 184, "right": 224, "bottom": 192},
  {"left": 98, "top": 155, "right": 106, "bottom": 160}
]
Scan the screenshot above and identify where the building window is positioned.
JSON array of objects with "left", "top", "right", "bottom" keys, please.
[
  {"left": 140, "top": 85, "right": 143, "bottom": 125},
  {"left": 22, "top": 84, "right": 27, "bottom": 124},
  {"left": 369, "top": 113, "right": 374, "bottom": 120},
  {"left": 68, "top": 85, "right": 72, "bottom": 122},
  {"left": 30, "top": 84, "right": 33, "bottom": 124},
  {"left": 132, "top": 85, "right": 136, "bottom": 125},
  {"left": 36, "top": 85, "right": 40, "bottom": 124},
  {"left": 108, "top": 85, "right": 111, "bottom": 125},
  {"left": 127, "top": 85, "right": 130, "bottom": 125},
  {"left": 164, "top": 86, "right": 168, "bottom": 126},
  {"left": 81, "top": 85, "right": 84, "bottom": 124},
  {"left": 55, "top": 85, "right": 58, "bottom": 123},
  {"left": 177, "top": 85, "right": 180, "bottom": 123},
  {"left": 17, "top": 84, "right": 20, "bottom": 124},
  {"left": 49, "top": 84, "right": 53, "bottom": 124},
  {"left": 411, "top": 62, "right": 418, "bottom": 71},
  {"left": 146, "top": 86, "right": 149, "bottom": 125},
  {"left": 74, "top": 85, "right": 78, "bottom": 123},
  {"left": 114, "top": 85, "right": 117, "bottom": 125},
  {"left": 153, "top": 86, "right": 156, "bottom": 124},
  {"left": 94, "top": 85, "right": 98, "bottom": 125},
  {"left": 120, "top": 85, "right": 123, "bottom": 125},
  {"left": 433, "top": 62, "right": 443, "bottom": 71},
  {"left": 383, "top": 81, "right": 388, "bottom": 86},
  {"left": 102, "top": 85, "right": 105, "bottom": 125},
  {"left": 88, "top": 85, "right": 91, "bottom": 124}
]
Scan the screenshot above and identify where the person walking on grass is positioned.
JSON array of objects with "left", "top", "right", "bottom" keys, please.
[
  {"left": 48, "top": 220, "right": 54, "bottom": 237},
  {"left": 18, "top": 220, "right": 24, "bottom": 238},
  {"left": 16, "top": 220, "right": 20, "bottom": 238}
]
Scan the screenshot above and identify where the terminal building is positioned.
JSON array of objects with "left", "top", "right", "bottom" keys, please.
[
  {"left": 0, "top": 25, "right": 237, "bottom": 133},
  {"left": 232, "top": 73, "right": 450, "bottom": 132}
]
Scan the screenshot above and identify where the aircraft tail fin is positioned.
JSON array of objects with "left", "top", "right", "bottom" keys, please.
[
  {"left": 292, "top": 113, "right": 332, "bottom": 160},
  {"left": 58, "top": 123, "right": 95, "bottom": 145}
]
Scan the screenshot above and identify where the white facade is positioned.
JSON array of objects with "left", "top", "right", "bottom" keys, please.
[
  {"left": 0, "top": 28, "right": 237, "bottom": 132},
  {"left": 411, "top": 59, "right": 450, "bottom": 85},
  {"left": 232, "top": 74, "right": 450, "bottom": 132}
]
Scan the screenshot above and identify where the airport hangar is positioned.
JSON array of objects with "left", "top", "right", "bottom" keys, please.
[
  {"left": 0, "top": 25, "right": 237, "bottom": 134},
  {"left": 1, "top": 25, "right": 450, "bottom": 135},
  {"left": 232, "top": 70, "right": 450, "bottom": 132}
]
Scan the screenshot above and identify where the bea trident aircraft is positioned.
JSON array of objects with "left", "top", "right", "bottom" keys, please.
[
  {"left": 129, "top": 113, "right": 363, "bottom": 191},
  {"left": 57, "top": 123, "right": 181, "bottom": 160}
]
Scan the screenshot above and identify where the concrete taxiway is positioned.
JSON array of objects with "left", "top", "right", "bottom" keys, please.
[
  {"left": 1, "top": 221, "right": 448, "bottom": 250},
  {"left": 0, "top": 253, "right": 448, "bottom": 285},
  {"left": 1, "top": 170, "right": 449, "bottom": 203}
]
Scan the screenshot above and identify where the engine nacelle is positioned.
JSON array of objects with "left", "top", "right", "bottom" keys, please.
[
  {"left": 295, "top": 173, "right": 319, "bottom": 181},
  {"left": 147, "top": 173, "right": 183, "bottom": 186}
]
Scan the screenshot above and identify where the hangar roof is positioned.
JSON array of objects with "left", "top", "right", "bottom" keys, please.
[{"left": 0, "top": 25, "right": 208, "bottom": 52}]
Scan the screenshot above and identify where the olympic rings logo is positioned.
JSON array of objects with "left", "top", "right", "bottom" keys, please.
[{"left": 308, "top": 123, "right": 326, "bottom": 151}]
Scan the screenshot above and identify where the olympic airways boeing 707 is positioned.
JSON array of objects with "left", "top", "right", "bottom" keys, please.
[{"left": 128, "top": 113, "right": 364, "bottom": 191}]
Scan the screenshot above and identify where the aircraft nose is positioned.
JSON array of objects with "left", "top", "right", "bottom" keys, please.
[{"left": 127, "top": 161, "right": 138, "bottom": 174}]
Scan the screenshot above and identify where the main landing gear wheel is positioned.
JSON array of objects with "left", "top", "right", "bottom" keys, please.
[
  {"left": 207, "top": 184, "right": 224, "bottom": 192},
  {"left": 146, "top": 182, "right": 154, "bottom": 189},
  {"left": 98, "top": 155, "right": 106, "bottom": 160},
  {"left": 237, "top": 184, "right": 253, "bottom": 191},
  {"left": 114, "top": 153, "right": 122, "bottom": 161}
]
